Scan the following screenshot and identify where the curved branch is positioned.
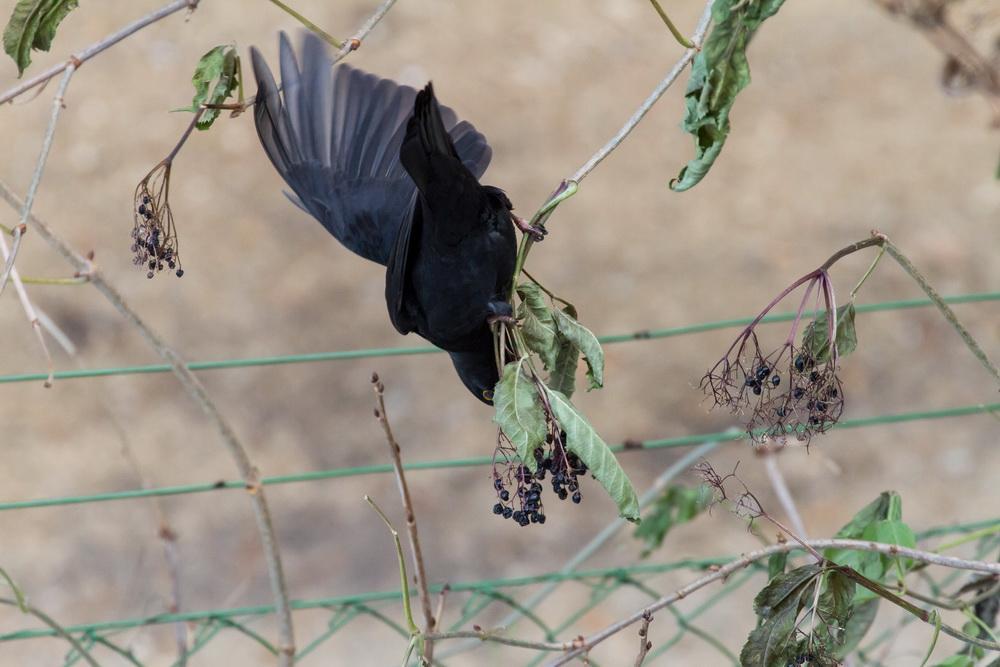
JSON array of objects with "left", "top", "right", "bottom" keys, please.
[{"left": 548, "top": 538, "right": 1000, "bottom": 665}]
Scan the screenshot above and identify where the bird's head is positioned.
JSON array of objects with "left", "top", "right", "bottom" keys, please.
[{"left": 448, "top": 348, "right": 501, "bottom": 405}]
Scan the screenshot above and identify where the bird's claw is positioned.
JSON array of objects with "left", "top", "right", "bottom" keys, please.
[{"left": 512, "top": 214, "right": 547, "bottom": 242}]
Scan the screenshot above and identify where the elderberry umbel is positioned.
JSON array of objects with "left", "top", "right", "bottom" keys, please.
[
  {"left": 490, "top": 430, "right": 590, "bottom": 527},
  {"left": 701, "top": 269, "right": 846, "bottom": 444},
  {"left": 132, "top": 163, "right": 183, "bottom": 279}
]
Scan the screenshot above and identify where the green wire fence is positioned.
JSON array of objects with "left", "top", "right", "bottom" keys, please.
[{"left": 1, "top": 291, "right": 998, "bottom": 665}]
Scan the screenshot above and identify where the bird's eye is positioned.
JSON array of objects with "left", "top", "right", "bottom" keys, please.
[{"left": 482, "top": 389, "right": 495, "bottom": 402}]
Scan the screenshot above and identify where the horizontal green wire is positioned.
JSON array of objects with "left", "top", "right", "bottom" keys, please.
[
  {"left": 1, "top": 402, "right": 995, "bottom": 512},
  {"left": 0, "top": 292, "right": 995, "bottom": 385},
  {"left": 4, "top": 517, "right": 995, "bottom": 643}
]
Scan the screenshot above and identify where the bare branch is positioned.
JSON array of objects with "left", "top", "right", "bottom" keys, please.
[
  {"left": 634, "top": 611, "right": 653, "bottom": 667},
  {"left": 547, "top": 539, "right": 1000, "bottom": 665},
  {"left": 0, "top": 0, "right": 199, "bottom": 106},
  {"left": 372, "top": 373, "right": 437, "bottom": 663},
  {"left": 761, "top": 449, "right": 808, "bottom": 539},
  {"left": 0, "top": 180, "right": 295, "bottom": 663}
]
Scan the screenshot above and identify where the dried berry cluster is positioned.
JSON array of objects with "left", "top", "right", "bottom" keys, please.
[
  {"left": 491, "top": 433, "right": 588, "bottom": 527},
  {"left": 702, "top": 333, "right": 844, "bottom": 444},
  {"left": 132, "top": 166, "right": 183, "bottom": 279}
]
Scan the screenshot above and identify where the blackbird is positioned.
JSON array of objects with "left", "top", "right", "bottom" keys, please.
[{"left": 251, "top": 33, "right": 534, "bottom": 403}]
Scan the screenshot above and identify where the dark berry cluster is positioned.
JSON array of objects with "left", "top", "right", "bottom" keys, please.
[
  {"left": 132, "top": 167, "right": 183, "bottom": 279},
  {"left": 491, "top": 433, "right": 589, "bottom": 527},
  {"left": 702, "top": 335, "right": 844, "bottom": 444}
]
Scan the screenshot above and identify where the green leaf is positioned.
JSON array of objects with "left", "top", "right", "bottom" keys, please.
[
  {"left": 670, "top": 0, "right": 787, "bottom": 192},
  {"left": 3, "top": 0, "right": 79, "bottom": 77},
  {"left": 634, "top": 484, "right": 712, "bottom": 556},
  {"left": 547, "top": 335, "right": 579, "bottom": 398},
  {"left": 552, "top": 308, "right": 604, "bottom": 390},
  {"left": 177, "top": 45, "right": 241, "bottom": 130},
  {"left": 516, "top": 283, "right": 559, "bottom": 370},
  {"left": 767, "top": 552, "right": 788, "bottom": 581},
  {"left": 801, "top": 302, "right": 858, "bottom": 363},
  {"left": 933, "top": 657, "right": 975, "bottom": 667},
  {"left": 862, "top": 518, "right": 916, "bottom": 576},
  {"left": 493, "top": 358, "right": 547, "bottom": 473},
  {"left": 817, "top": 570, "right": 855, "bottom": 629},
  {"left": 741, "top": 563, "right": 822, "bottom": 667},
  {"left": 544, "top": 388, "right": 639, "bottom": 520},
  {"left": 835, "top": 598, "right": 879, "bottom": 659},
  {"left": 825, "top": 492, "right": 903, "bottom": 602}
]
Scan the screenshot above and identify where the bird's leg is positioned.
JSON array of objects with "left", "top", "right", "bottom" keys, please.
[
  {"left": 486, "top": 299, "right": 515, "bottom": 326},
  {"left": 512, "top": 214, "right": 547, "bottom": 242}
]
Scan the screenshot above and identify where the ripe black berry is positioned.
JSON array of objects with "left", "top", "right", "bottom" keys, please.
[
  {"left": 572, "top": 491, "right": 582, "bottom": 504},
  {"left": 493, "top": 503, "right": 503, "bottom": 515}
]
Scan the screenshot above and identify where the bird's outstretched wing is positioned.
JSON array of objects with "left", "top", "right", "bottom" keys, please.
[{"left": 250, "top": 31, "right": 492, "bottom": 266}]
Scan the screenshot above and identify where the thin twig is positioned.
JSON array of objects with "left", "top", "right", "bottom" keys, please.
[
  {"left": 883, "top": 240, "right": 1000, "bottom": 388},
  {"left": 266, "top": 0, "right": 343, "bottom": 48},
  {"left": 0, "top": 180, "right": 296, "bottom": 664},
  {"left": 569, "top": 1, "right": 713, "bottom": 185},
  {"left": 510, "top": 0, "right": 715, "bottom": 288},
  {"left": 372, "top": 373, "right": 437, "bottom": 663},
  {"left": 435, "top": 441, "right": 723, "bottom": 661},
  {"left": 422, "top": 629, "right": 573, "bottom": 652},
  {"left": 0, "top": 0, "right": 199, "bottom": 106},
  {"left": 761, "top": 449, "right": 808, "bottom": 539},
  {"left": 634, "top": 611, "right": 653, "bottom": 667},
  {"left": 0, "top": 65, "right": 75, "bottom": 297},
  {"left": 0, "top": 598, "right": 100, "bottom": 667},
  {"left": 547, "top": 539, "right": 1000, "bottom": 665},
  {"left": 647, "top": 0, "right": 695, "bottom": 48}
]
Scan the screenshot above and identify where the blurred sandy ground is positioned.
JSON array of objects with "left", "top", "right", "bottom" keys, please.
[{"left": 0, "top": 0, "right": 997, "bottom": 664}]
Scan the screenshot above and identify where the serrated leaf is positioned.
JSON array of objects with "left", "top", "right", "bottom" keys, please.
[
  {"left": 552, "top": 309, "right": 604, "bottom": 390},
  {"left": 801, "top": 302, "right": 858, "bottom": 363},
  {"left": 835, "top": 598, "right": 878, "bottom": 659},
  {"left": 493, "top": 358, "right": 547, "bottom": 473},
  {"left": 817, "top": 570, "right": 855, "bottom": 628},
  {"left": 516, "top": 283, "right": 559, "bottom": 370},
  {"left": 670, "top": 0, "right": 787, "bottom": 192},
  {"left": 176, "top": 45, "right": 241, "bottom": 130},
  {"left": 544, "top": 388, "right": 638, "bottom": 520},
  {"left": 742, "top": 563, "right": 822, "bottom": 667},
  {"left": 3, "top": 0, "right": 78, "bottom": 77},
  {"left": 753, "top": 563, "right": 823, "bottom": 617},
  {"left": 634, "top": 484, "right": 712, "bottom": 556}
]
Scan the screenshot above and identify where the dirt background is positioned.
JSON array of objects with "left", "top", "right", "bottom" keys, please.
[{"left": 0, "top": 0, "right": 998, "bottom": 665}]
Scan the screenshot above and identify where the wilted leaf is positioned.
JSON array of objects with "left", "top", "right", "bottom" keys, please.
[
  {"left": 516, "top": 283, "right": 559, "bottom": 370},
  {"left": 552, "top": 308, "right": 604, "bottom": 390},
  {"left": 801, "top": 302, "right": 858, "bottom": 363},
  {"left": 741, "top": 563, "right": 822, "bottom": 667},
  {"left": 835, "top": 598, "right": 879, "bottom": 659},
  {"left": 493, "top": 358, "right": 547, "bottom": 473},
  {"left": 670, "top": 0, "right": 787, "bottom": 192},
  {"left": 545, "top": 388, "right": 639, "bottom": 520},
  {"left": 3, "top": 0, "right": 78, "bottom": 76},
  {"left": 634, "top": 484, "right": 712, "bottom": 556},
  {"left": 177, "top": 45, "right": 241, "bottom": 130},
  {"left": 817, "top": 570, "right": 855, "bottom": 629},
  {"left": 547, "top": 335, "right": 579, "bottom": 398}
]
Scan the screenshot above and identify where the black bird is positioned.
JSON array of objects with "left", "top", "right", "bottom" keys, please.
[{"left": 251, "top": 33, "right": 534, "bottom": 403}]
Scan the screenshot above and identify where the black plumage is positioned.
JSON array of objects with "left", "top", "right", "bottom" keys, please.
[{"left": 251, "top": 33, "right": 518, "bottom": 403}]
